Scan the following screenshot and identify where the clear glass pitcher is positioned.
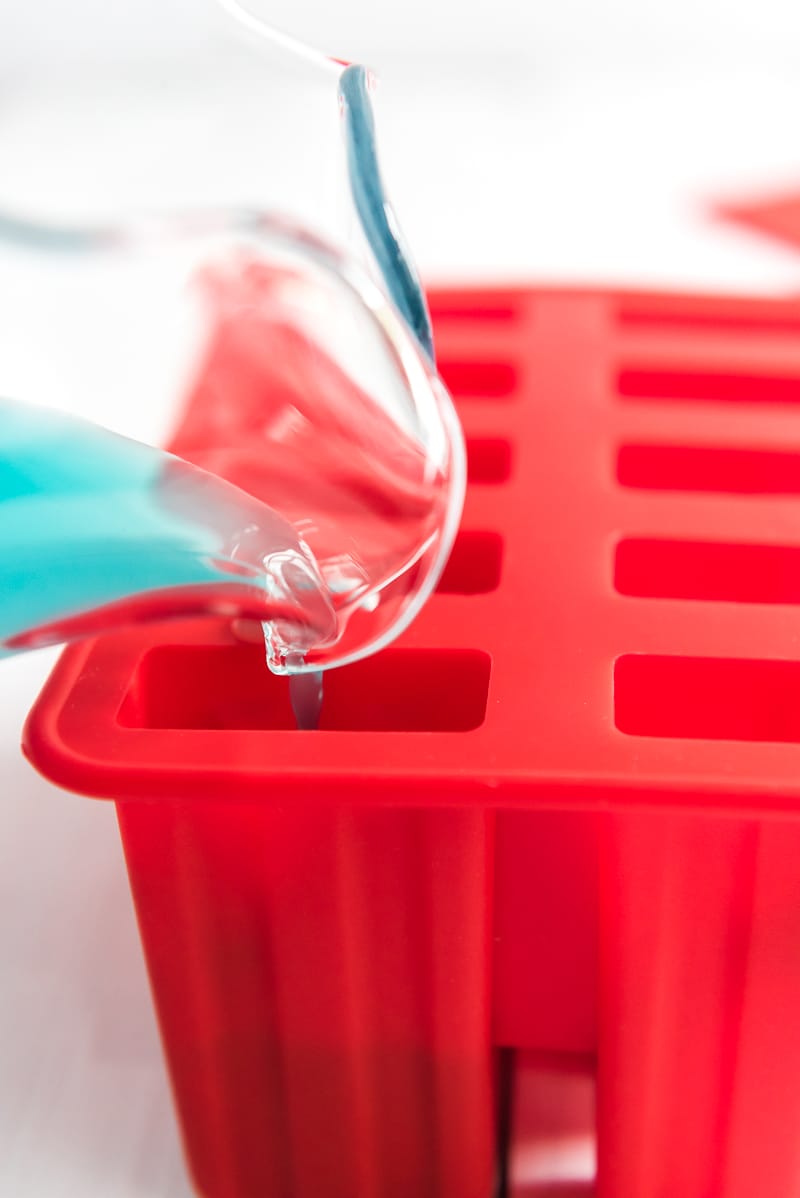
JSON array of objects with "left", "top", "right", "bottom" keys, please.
[{"left": 0, "top": 0, "right": 465, "bottom": 676}]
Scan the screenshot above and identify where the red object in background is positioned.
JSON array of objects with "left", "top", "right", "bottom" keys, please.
[
  {"left": 23, "top": 250, "right": 800, "bottom": 1196},
  {"left": 720, "top": 187, "right": 800, "bottom": 257}
]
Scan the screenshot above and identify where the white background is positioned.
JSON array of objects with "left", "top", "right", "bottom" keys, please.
[
  {"left": 4, "top": 0, "right": 800, "bottom": 72},
  {"left": 3, "top": 2, "right": 800, "bottom": 1196}
]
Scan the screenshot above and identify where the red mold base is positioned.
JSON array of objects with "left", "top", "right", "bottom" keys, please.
[{"left": 24, "top": 284, "right": 800, "bottom": 1197}]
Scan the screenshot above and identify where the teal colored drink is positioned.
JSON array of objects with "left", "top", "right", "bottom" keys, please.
[{"left": 0, "top": 398, "right": 335, "bottom": 659}]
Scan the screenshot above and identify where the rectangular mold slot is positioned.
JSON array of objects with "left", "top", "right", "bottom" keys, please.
[
  {"left": 437, "top": 531, "right": 503, "bottom": 595},
  {"left": 616, "top": 303, "right": 800, "bottom": 335},
  {"left": 614, "top": 654, "right": 800, "bottom": 742},
  {"left": 617, "top": 444, "right": 800, "bottom": 494},
  {"left": 120, "top": 646, "right": 491, "bottom": 733},
  {"left": 615, "top": 538, "right": 800, "bottom": 604},
  {"left": 466, "top": 438, "right": 513, "bottom": 484},
  {"left": 617, "top": 367, "right": 800, "bottom": 405},
  {"left": 438, "top": 359, "right": 518, "bottom": 399},
  {"left": 429, "top": 299, "right": 519, "bottom": 324}
]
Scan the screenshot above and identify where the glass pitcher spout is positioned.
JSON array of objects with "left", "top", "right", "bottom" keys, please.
[{"left": 0, "top": 397, "right": 338, "bottom": 660}]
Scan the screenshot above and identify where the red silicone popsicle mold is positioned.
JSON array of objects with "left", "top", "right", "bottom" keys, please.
[{"left": 24, "top": 266, "right": 800, "bottom": 1197}]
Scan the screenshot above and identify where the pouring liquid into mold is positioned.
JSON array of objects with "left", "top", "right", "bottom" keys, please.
[{"left": 0, "top": 8, "right": 465, "bottom": 727}]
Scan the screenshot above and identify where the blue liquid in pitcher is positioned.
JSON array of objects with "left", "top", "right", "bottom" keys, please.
[{"left": 0, "top": 397, "right": 336, "bottom": 661}]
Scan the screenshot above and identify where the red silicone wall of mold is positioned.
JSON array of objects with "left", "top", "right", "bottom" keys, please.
[{"left": 23, "top": 261, "right": 800, "bottom": 1197}]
